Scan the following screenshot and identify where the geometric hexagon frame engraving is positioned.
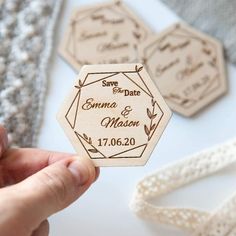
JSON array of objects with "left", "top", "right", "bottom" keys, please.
[
  {"left": 139, "top": 23, "right": 227, "bottom": 117},
  {"left": 58, "top": 0, "right": 152, "bottom": 71},
  {"left": 57, "top": 64, "right": 172, "bottom": 166}
]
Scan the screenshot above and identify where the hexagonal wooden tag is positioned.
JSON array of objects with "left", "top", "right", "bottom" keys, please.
[
  {"left": 57, "top": 64, "right": 171, "bottom": 166},
  {"left": 139, "top": 23, "right": 227, "bottom": 117},
  {"left": 59, "top": 0, "right": 152, "bottom": 71}
]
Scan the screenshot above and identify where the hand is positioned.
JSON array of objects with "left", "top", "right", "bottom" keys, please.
[{"left": 0, "top": 125, "right": 99, "bottom": 236}]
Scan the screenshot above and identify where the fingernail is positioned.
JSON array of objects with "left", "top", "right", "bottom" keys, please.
[{"left": 68, "top": 160, "right": 90, "bottom": 186}]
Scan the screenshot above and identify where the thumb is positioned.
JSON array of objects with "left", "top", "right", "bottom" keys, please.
[{"left": 2, "top": 157, "right": 97, "bottom": 231}]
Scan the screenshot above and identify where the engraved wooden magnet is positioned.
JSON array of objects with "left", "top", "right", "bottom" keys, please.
[
  {"left": 57, "top": 64, "right": 172, "bottom": 167},
  {"left": 59, "top": 0, "right": 152, "bottom": 71},
  {"left": 139, "top": 23, "right": 227, "bottom": 117}
]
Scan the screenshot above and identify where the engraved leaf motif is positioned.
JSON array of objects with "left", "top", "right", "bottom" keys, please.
[
  {"left": 74, "top": 85, "right": 80, "bottom": 90},
  {"left": 151, "top": 124, "right": 156, "bottom": 131},
  {"left": 88, "top": 148, "right": 98, "bottom": 153},
  {"left": 203, "top": 48, "right": 211, "bottom": 55},
  {"left": 152, "top": 114, "right": 157, "bottom": 120},
  {"left": 115, "top": 0, "right": 121, "bottom": 6},
  {"left": 88, "top": 137, "right": 92, "bottom": 144},
  {"left": 209, "top": 61, "right": 215, "bottom": 68},
  {"left": 79, "top": 80, "right": 83, "bottom": 87},
  {"left": 169, "top": 93, "right": 181, "bottom": 100},
  {"left": 147, "top": 108, "right": 152, "bottom": 119},
  {"left": 135, "top": 22, "right": 140, "bottom": 29},
  {"left": 83, "top": 133, "right": 88, "bottom": 140},
  {"left": 181, "top": 99, "right": 190, "bottom": 105},
  {"left": 144, "top": 125, "right": 150, "bottom": 136},
  {"left": 209, "top": 57, "right": 217, "bottom": 68},
  {"left": 135, "top": 65, "right": 143, "bottom": 72},
  {"left": 151, "top": 98, "right": 155, "bottom": 106},
  {"left": 133, "top": 31, "right": 141, "bottom": 40}
]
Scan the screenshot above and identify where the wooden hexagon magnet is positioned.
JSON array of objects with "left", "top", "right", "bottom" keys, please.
[
  {"left": 139, "top": 23, "right": 227, "bottom": 117},
  {"left": 59, "top": 0, "right": 152, "bottom": 70},
  {"left": 57, "top": 64, "right": 172, "bottom": 167}
]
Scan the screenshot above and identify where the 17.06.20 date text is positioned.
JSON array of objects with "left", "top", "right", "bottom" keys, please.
[{"left": 98, "top": 138, "right": 136, "bottom": 147}]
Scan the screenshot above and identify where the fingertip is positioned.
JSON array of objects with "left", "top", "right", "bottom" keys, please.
[
  {"left": 67, "top": 159, "right": 90, "bottom": 186},
  {"left": 67, "top": 156, "right": 98, "bottom": 186},
  {"left": 76, "top": 156, "right": 98, "bottom": 183},
  {"left": 76, "top": 157, "right": 100, "bottom": 184}
]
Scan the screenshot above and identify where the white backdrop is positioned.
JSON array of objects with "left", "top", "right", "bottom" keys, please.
[{"left": 38, "top": 0, "right": 236, "bottom": 235}]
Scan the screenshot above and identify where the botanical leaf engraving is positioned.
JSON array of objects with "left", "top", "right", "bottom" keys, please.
[
  {"left": 75, "top": 79, "right": 84, "bottom": 90},
  {"left": 144, "top": 98, "right": 158, "bottom": 141},
  {"left": 135, "top": 64, "right": 143, "bottom": 73},
  {"left": 82, "top": 133, "right": 98, "bottom": 153}
]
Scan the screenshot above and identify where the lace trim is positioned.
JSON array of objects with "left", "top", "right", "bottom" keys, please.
[{"left": 130, "top": 139, "right": 236, "bottom": 235}]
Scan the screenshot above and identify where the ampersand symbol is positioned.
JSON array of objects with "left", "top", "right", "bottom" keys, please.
[{"left": 121, "top": 106, "right": 132, "bottom": 118}]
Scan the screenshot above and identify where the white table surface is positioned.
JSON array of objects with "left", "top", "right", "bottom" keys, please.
[{"left": 38, "top": 0, "right": 236, "bottom": 235}]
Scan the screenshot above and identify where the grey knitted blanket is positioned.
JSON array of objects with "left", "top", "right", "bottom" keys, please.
[
  {"left": 0, "top": 0, "right": 62, "bottom": 147},
  {"left": 160, "top": 0, "right": 236, "bottom": 65}
]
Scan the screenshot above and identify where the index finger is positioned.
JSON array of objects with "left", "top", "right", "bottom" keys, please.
[
  {"left": 1, "top": 148, "right": 72, "bottom": 184},
  {"left": 0, "top": 148, "right": 100, "bottom": 185}
]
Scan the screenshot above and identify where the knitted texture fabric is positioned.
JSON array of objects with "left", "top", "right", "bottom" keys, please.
[
  {"left": 159, "top": 0, "right": 236, "bottom": 65},
  {"left": 0, "top": 0, "right": 62, "bottom": 147},
  {"left": 130, "top": 139, "right": 236, "bottom": 235}
]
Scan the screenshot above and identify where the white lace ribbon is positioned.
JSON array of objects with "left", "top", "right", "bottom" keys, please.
[{"left": 130, "top": 139, "right": 236, "bottom": 235}]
